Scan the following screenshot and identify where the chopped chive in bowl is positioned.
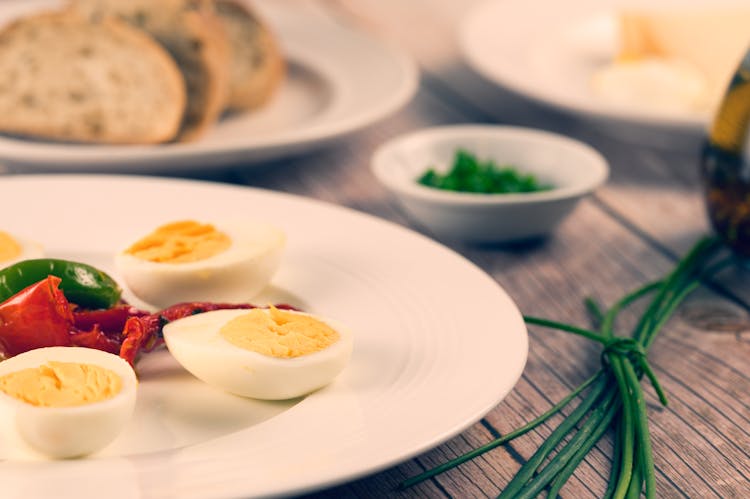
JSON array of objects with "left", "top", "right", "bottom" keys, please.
[
  {"left": 417, "top": 149, "right": 553, "bottom": 194},
  {"left": 371, "top": 125, "right": 609, "bottom": 242}
]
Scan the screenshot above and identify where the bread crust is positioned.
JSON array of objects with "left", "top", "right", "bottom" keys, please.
[
  {"left": 0, "top": 11, "right": 186, "bottom": 144},
  {"left": 176, "top": 6, "right": 230, "bottom": 141},
  {"left": 69, "top": 0, "right": 231, "bottom": 142},
  {"left": 215, "top": 0, "right": 285, "bottom": 111}
]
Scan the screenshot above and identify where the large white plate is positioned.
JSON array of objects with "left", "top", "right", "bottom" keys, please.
[
  {"left": 0, "top": 176, "right": 528, "bottom": 499},
  {"left": 0, "top": 1, "right": 418, "bottom": 173},
  {"left": 459, "top": 0, "right": 726, "bottom": 133}
]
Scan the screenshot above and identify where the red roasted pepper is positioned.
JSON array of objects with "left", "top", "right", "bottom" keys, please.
[
  {"left": 0, "top": 276, "right": 136, "bottom": 361},
  {"left": 119, "top": 316, "right": 148, "bottom": 365},
  {"left": 73, "top": 305, "right": 148, "bottom": 334},
  {"left": 0, "top": 276, "right": 298, "bottom": 365},
  {"left": 116, "top": 302, "right": 263, "bottom": 365},
  {"left": 69, "top": 326, "right": 121, "bottom": 355},
  {"left": 0, "top": 276, "right": 73, "bottom": 358}
]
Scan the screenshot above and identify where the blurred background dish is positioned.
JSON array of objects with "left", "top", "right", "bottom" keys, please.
[
  {"left": 372, "top": 125, "right": 609, "bottom": 242},
  {"left": 459, "top": 0, "right": 750, "bottom": 139},
  {"left": 0, "top": 0, "right": 418, "bottom": 173}
]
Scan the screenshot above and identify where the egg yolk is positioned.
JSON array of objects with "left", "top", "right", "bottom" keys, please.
[
  {"left": 220, "top": 307, "right": 340, "bottom": 358},
  {"left": 125, "top": 220, "right": 231, "bottom": 263},
  {"left": 0, "top": 231, "right": 22, "bottom": 263},
  {"left": 0, "top": 361, "right": 122, "bottom": 407}
]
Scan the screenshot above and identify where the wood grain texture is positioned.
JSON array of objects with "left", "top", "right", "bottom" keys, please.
[
  {"left": 273, "top": 1, "right": 750, "bottom": 497},
  {"left": 2, "top": 1, "right": 743, "bottom": 497}
]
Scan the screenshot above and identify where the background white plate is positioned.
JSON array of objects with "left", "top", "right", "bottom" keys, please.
[
  {"left": 459, "top": 0, "right": 733, "bottom": 134},
  {"left": 0, "top": 1, "right": 418, "bottom": 173},
  {"left": 0, "top": 176, "right": 528, "bottom": 499}
]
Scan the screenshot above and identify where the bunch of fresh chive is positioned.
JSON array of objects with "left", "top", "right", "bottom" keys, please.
[{"left": 401, "top": 236, "right": 727, "bottom": 498}]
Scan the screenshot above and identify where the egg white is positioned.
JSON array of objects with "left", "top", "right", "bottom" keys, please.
[
  {"left": 163, "top": 308, "right": 353, "bottom": 400},
  {"left": 0, "top": 347, "right": 137, "bottom": 459},
  {"left": 0, "top": 235, "right": 44, "bottom": 270},
  {"left": 115, "top": 220, "right": 286, "bottom": 308}
]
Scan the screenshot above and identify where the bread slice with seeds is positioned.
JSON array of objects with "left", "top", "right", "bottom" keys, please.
[
  {"left": 0, "top": 11, "right": 185, "bottom": 144},
  {"left": 71, "top": 0, "right": 230, "bottom": 141},
  {"left": 213, "top": 0, "right": 284, "bottom": 111}
]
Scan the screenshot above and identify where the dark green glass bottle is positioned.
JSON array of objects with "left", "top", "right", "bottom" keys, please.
[{"left": 701, "top": 49, "right": 750, "bottom": 258}]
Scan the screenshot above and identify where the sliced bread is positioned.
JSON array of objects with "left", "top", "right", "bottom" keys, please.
[
  {"left": 70, "top": 0, "right": 230, "bottom": 141},
  {"left": 0, "top": 11, "right": 186, "bottom": 144},
  {"left": 214, "top": 0, "right": 284, "bottom": 111}
]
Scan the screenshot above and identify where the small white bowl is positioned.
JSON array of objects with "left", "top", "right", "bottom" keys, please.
[{"left": 371, "top": 125, "right": 609, "bottom": 242}]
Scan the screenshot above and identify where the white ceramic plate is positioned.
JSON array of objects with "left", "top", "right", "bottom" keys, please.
[
  {"left": 0, "top": 1, "right": 418, "bottom": 173},
  {"left": 459, "top": 0, "right": 724, "bottom": 132},
  {"left": 0, "top": 176, "right": 528, "bottom": 499}
]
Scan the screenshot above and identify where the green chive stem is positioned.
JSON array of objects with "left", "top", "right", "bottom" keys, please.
[
  {"left": 603, "top": 415, "right": 625, "bottom": 499},
  {"left": 609, "top": 356, "right": 635, "bottom": 499},
  {"left": 638, "top": 358, "right": 668, "bottom": 406},
  {"left": 397, "top": 372, "right": 604, "bottom": 490},
  {"left": 397, "top": 236, "right": 725, "bottom": 497},
  {"left": 585, "top": 297, "right": 606, "bottom": 326},
  {"left": 625, "top": 451, "right": 644, "bottom": 499},
  {"left": 602, "top": 281, "right": 662, "bottom": 339},
  {"left": 498, "top": 384, "right": 609, "bottom": 498},
  {"left": 545, "top": 396, "right": 621, "bottom": 498},
  {"left": 523, "top": 316, "right": 605, "bottom": 344},
  {"left": 622, "top": 359, "right": 657, "bottom": 499}
]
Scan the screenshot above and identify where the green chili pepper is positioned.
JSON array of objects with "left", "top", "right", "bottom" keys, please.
[{"left": 0, "top": 258, "right": 121, "bottom": 309}]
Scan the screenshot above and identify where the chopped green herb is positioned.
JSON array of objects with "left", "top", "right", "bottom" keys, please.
[{"left": 417, "top": 149, "right": 553, "bottom": 194}]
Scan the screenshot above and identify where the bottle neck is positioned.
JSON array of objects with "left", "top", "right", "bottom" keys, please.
[{"left": 708, "top": 52, "right": 750, "bottom": 154}]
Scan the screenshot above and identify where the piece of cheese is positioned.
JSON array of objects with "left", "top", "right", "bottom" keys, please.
[{"left": 617, "top": 7, "right": 750, "bottom": 106}]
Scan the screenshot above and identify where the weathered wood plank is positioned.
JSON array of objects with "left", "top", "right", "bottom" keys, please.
[
  {"left": 470, "top": 203, "right": 750, "bottom": 497},
  {"left": 264, "top": 110, "right": 750, "bottom": 496},
  {"left": 331, "top": 0, "right": 750, "bottom": 310},
  {"left": 254, "top": 3, "right": 750, "bottom": 497}
]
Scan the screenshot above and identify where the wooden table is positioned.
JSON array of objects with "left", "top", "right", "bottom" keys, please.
[
  {"left": 3, "top": 1, "right": 749, "bottom": 497},
  {"left": 261, "top": 1, "right": 746, "bottom": 497}
]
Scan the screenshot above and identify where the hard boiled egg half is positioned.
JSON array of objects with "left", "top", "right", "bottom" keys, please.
[
  {"left": 163, "top": 307, "right": 353, "bottom": 400},
  {"left": 115, "top": 219, "right": 285, "bottom": 308},
  {"left": 0, "top": 230, "right": 44, "bottom": 270},
  {"left": 0, "top": 347, "right": 137, "bottom": 458}
]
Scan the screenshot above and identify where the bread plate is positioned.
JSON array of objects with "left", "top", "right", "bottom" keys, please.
[{"left": 0, "top": 0, "right": 418, "bottom": 172}]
